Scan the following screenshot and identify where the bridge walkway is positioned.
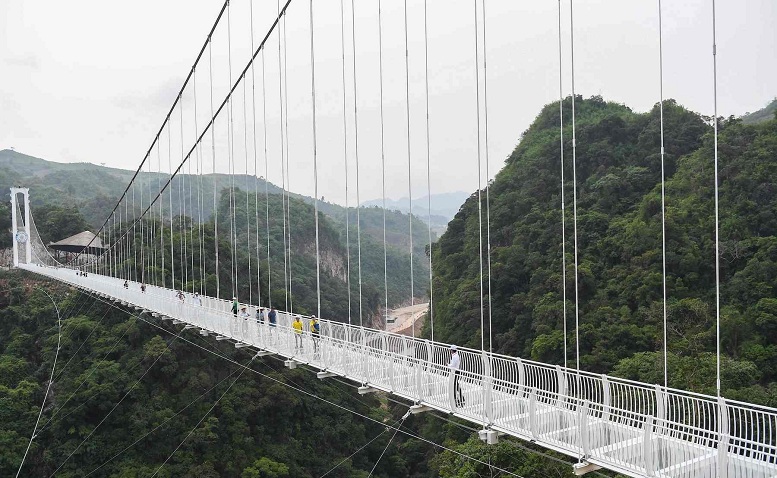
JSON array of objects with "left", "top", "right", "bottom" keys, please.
[{"left": 21, "top": 263, "right": 777, "bottom": 478}]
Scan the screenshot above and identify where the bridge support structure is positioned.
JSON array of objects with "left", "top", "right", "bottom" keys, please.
[
  {"left": 478, "top": 428, "right": 500, "bottom": 445},
  {"left": 409, "top": 404, "right": 432, "bottom": 415},
  {"left": 573, "top": 461, "right": 602, "bottom": 476},
  {"left": 10, "top": 187, "right": 31, "bottom": 267},
  {"left": 358, "top": 385, "right": 378, "bottom": 395}
]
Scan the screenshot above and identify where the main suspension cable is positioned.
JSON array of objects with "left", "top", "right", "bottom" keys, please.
[
  {"left": 70, "top": 0, "right": 231, "bottom": 265},
  {"left": 95, "top": 1, "right": 294, "bottom": 283}
]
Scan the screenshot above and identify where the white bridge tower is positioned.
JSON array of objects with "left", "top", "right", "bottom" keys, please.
[{"left": 10, "top": 187, "right": 32, "bottom": 267}]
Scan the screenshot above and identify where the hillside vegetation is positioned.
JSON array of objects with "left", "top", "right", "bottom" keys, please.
[
  {"left": 0, "top": 149, "right": 433, "bottom": 262},
  {"left": 430, "top": 95, "right": 777, "bottom": 404},
  {"left": 742, "top": 98, "right": 777, "bottom": 124},
  {"left": 0, "top": 150, "right": 431, "bottom": 311}
]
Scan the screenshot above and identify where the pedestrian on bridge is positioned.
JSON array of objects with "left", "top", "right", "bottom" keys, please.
[
  {"left": 231, "top": 297, "right": 239, "bottom": 317},
  {"left": 449, "top": 345, "right": 465, "bottom": 408},
  {"left": 123, "top": 280, "right": 128, "bottom": 289},
  {"left": 310, "top": 315, "right": 320, "bottom": 353},
  {"left": 268, "top": 308, "right": 277, "bottom": 341},
  {"left": 256, "top": 307, "right": 265, "bottom": 324},
  {"left": 293, "top": 315, "right": 304, "bottom": 350}
]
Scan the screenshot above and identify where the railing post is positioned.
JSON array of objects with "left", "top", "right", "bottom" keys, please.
[
  {"left": 654, "top": 384, "right": 665, "bottom": 422},
  {"left": 412, "top": 340, "right": 423, "bottom": 402},
  {"left": 516, "top": 357, "right": 525, "bottom": 397},
  {"left": 321, "top": 321, "right": 329, "bottom": 369},
  {"left": 556, "top": 365, "right": 567, "bottom": 408},
  {"left": 383, "top": 334, "right": 391, "bottom": 385},
  {"left": 401, "top": 336, "right": 410, "bottom": 391},
  {"left": 424, "top": 340, "right": 433, "bottom": 398},
  {"left": 360, "top": 327, "right": 368, "bottom": 384},
  {"left": 483, "top": 351, "right": 493, "bottom": 424},
  {"left": 642, "top": 415, "right": 655, "bottom": 477},
  {"left": 388, "top": 335, "right": 396, "bottom": 391},
  {"left": 580, "top": 400, "right": 590, "bottom": 456},
  {"left": 601, "top": 375, "right": 611, "bottom": 422},
  {"left": 555, "top": 365, "right": 567, "bottom": 432},
  {"left": 718, "top": 397, "right": 729, "bottom": 478},
  {"left": 529, "top": 389, "right": 538, "bottom": 439}
]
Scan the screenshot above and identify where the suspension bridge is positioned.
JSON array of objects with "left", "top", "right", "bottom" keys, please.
[{"left": 7, "top": 0, "right": 777, "bottom": 476}]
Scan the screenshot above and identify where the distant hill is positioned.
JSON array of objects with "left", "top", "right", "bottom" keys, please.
[
  {"left": 0, "top": 149, "right": 430, "bottom": 308},
  {"left": 741, "top": 98, "right": 777, "bottom": 124},
  {"left": 362, "top": 191, "right": 469, "bottom": 235},
  {"left": 0, "top": 148, "right": 430, "bottom": 260}
]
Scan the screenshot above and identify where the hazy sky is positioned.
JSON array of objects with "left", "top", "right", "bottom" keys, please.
[{"left": 2, "top": 0, "right": 775, "bottom": 208}]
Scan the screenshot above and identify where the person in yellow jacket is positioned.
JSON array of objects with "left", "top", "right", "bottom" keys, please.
[
  {"left": 309, "top": 316, "right": 320, "bottom": 353},
  {"left": 292, "top": 315, "right": 304, "bottom": 350}
]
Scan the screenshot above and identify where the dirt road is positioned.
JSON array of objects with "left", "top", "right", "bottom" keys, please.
[{"left": 387, "top": 302, "right": 429, "bottom": 336}]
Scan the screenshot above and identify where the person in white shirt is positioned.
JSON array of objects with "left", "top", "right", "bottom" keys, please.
[{"left": 448, "top": 345, "right": 465, "bottom": 407}]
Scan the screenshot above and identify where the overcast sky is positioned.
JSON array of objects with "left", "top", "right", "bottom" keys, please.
[{"left": 2, "top": 0, "right": 775, "bottom": 208}]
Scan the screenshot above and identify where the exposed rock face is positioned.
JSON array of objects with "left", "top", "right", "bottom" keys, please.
[{"left": 301, "top": 243, "right": 347, "bottom": 282}]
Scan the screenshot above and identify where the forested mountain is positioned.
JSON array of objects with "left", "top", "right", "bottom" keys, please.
[
  {"left": 0, "top": 149, "right": 432, "bottom": 273},
  {"left": 89, "top": 189, "right": 428, "bottom": 321},
  {"left": 212, "top": 188, "right": 429, "bottom": 318},
  {"left": 429, "top": 95, "right": 777, "bottom": 404},
  {"left": 0, "top": 149, "right": 431, "bottom": 312}
]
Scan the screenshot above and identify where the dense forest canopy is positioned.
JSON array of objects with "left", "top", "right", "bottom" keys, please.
[{"left": 428, "top": 95, "right": 777, "bottom": 404}]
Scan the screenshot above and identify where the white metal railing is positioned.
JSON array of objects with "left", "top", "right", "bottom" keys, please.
[{"left": 21, "top": 263, "right": 777, "bottom": 478}]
